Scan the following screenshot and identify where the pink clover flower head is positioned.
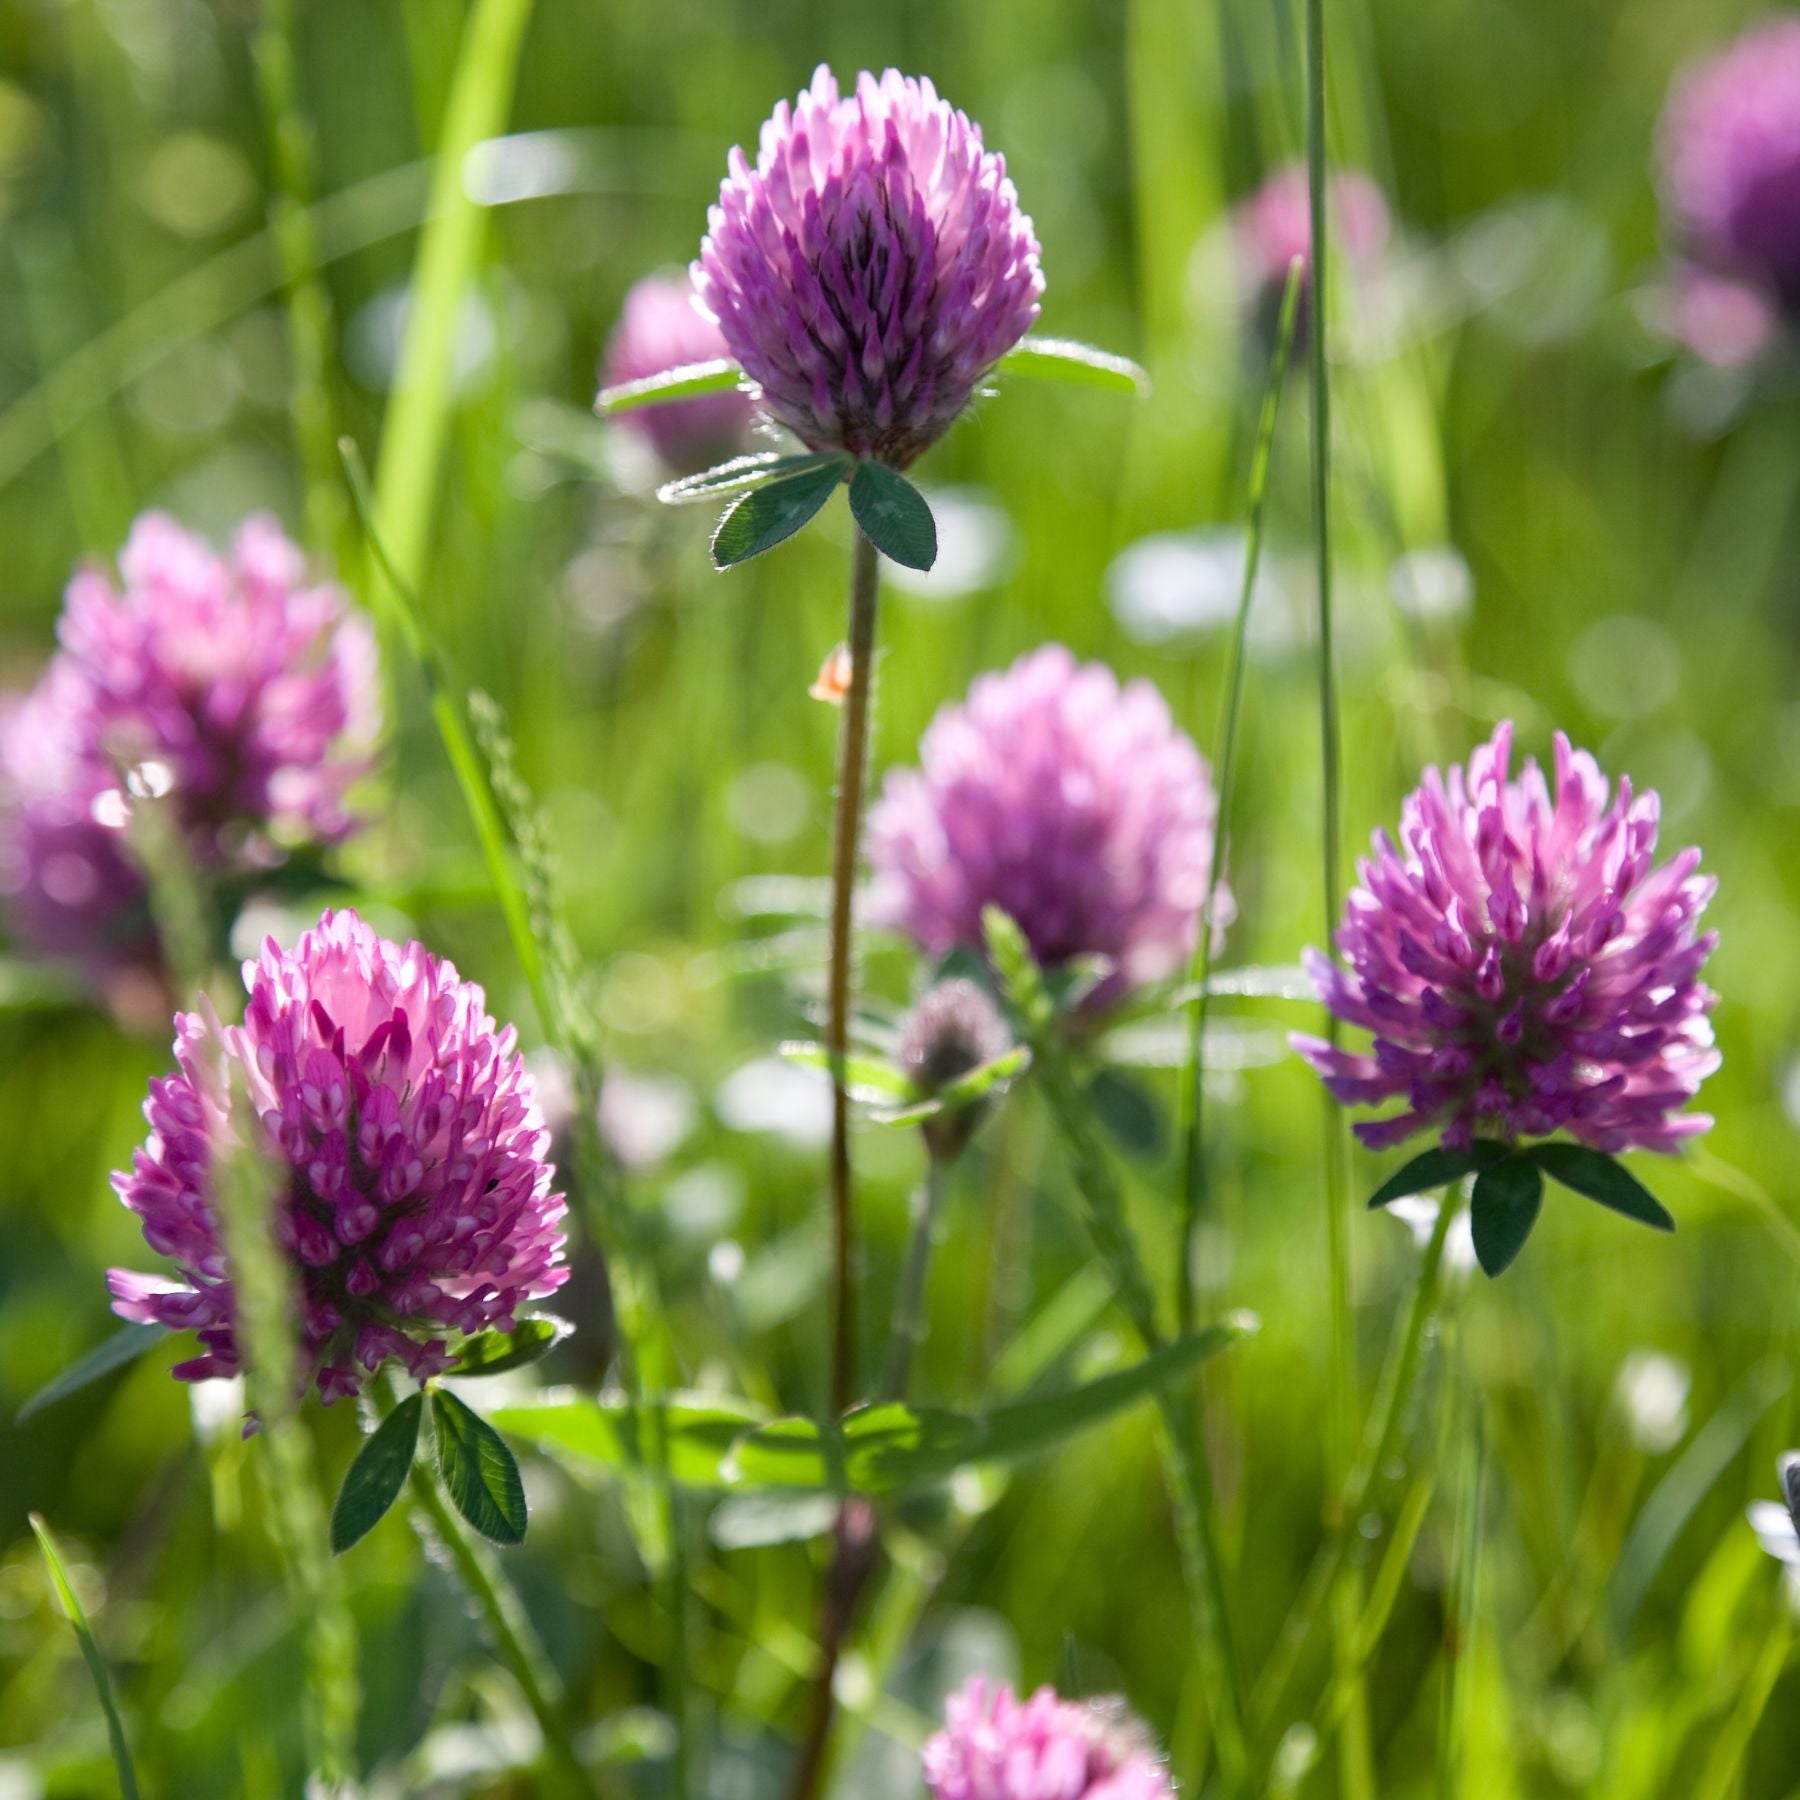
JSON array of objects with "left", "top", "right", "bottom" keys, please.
[
  {"left": 1295, "top": 723, "right": 1720, "bottom": 1156},
  {"left": 107, "top": 908, "right": 569, "bottom": 1403},
  {"left": 0, "top": 513, "right": 379, "bottom": 979},
  {"left": 0, "top": 661, "right": 153, "bottom": 974},
  {"left": 867, "top": 645, "right": 1223, "bottom": 1006},
  {"left": 602, "top": 272, "right": 756, "bottom": 470},
  {"left": 693, "top": 65, "right": 1043, "bottom": 468},
  {"left": 1659, "top": 18, "right": 1800, "bottom": 324},
  {"left": 922, "top": 1677, "right": 1174, "bottom": 1800}
]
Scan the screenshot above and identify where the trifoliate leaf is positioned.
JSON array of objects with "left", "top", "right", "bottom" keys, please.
[
  {"left": 1470, "top": 1156, "right": 1544, "bottom": 1278},
  {"left": 1527, "top": 1142, "right": 1675, "bottom": 1232},
  {"left": 848, "top": 461, "right": 937, "bottom": 571},
  {"left": 1367, "top": 1142, "right": 1506, "bottom": 1211},
  {"left": 331, "top": 1391, "right": 424, "bottom": 1554},
  {"left": 450, "top": 1314, "right": 573, "bottom": 1378},
  {"left": 431, "top": 1388, "right": 527, "bottom": 1545},
  {"left": 711, "top": 461, "right": 847, "bottom": 567}
]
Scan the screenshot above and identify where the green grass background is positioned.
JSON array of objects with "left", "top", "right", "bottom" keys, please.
[{"left": 1, "top": 0, "right": 1799, "bottom": 1793}]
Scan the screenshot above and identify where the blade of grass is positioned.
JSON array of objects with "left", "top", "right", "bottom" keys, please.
[
  {"left": 251, "top": 0, "right": 349, "bottom": 562},
  {"left": 1692, "top": 1611, "right": 1794, "bottom": 1800},
  {"left": 29, "top": 1514, "right": 141, "bottom": 1800},
  {"left": 1252, "top": 1190, "right": 1455, "bottom": 1757},
  {"left": 0, "top": 127, "right": 721, "bottom": 498},
  {"left": 1303, "top": 1, "right": 1367, "bottom": 1788},
  {"left": 1437, "top": 1401, "right": 1486, "bottom": 1800},
  {"left": 987, "top": 908, "right": 1249, "bottom": 1789},
  {"left": 1177, "top": 256, "right": 1303, "bottom": 1334},
  {"left": 369, "top": 0, "right": 533, "bottom": 596},
  {"left": 339, "top": 437, "right": 553, "bottom": 1042}
]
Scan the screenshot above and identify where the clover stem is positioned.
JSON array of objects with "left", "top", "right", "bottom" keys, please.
[
  {"left": 787, "top": 523, "right": 883, "bottom": 1800},
  {"left": 826, "top": 525, "right": 882, "bottom": 1418},
  {"left": 885, "top": 1150, "right": 951, "bottom": 1403},
  {"left": 382, "top": 1381, "right": 591, "bottom": 1796}
]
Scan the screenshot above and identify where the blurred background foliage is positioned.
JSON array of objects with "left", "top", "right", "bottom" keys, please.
[{"left": 1, "top": 0, "right": 1799, "bottom": 1794}]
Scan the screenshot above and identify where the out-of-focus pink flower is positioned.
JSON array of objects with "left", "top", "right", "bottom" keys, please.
[
  {"left": 108, "top": 909, "right": 569, "bottom": 1404},
  {"left": 1235, "top": 160, "right": 1390, "bottom": 306},
  {"left": 1659, "top": 17, "right": 1800, "bottom": 341},
  {"left": 1654, "top": 261, "right": 1782, "bottom": 368},
  {"left": 922, "top": 1677, "right": 1174, "bottom": 1800},
  {"left": 694, "top": 66, "right": 1043, "bottom": 468},
  {"left": 1295, "top": 723, "right": 1719, "bottom": 1155},
  {"left": 602, "top": 273, "right": 756, "bottom": 470},
  {"left": 0, "top": 513, "right": 379, "bottom": 983},
  {"left": 867, "top": 645, "right": 1223, "bottom": 1007}
]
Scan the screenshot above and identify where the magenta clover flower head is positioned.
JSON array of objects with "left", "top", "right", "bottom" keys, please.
[
  {"left": 1295, "top": 723, "right": 1719, "bottom": 1156},
  {"left": 108, "top": 908, "right": 569, "bottom": 1404},
  {"left": 693, "top": 64, "right": 1044, "bottom": 469},
  {"left": 0, "top": 512, "right": 379, "bottom": 981},
  {"left": 603, "top": 273, "right": 756, "bottom": 471},
  {"left": 868, "top": 645, "right": 1224, "bottom": 1007},
  {"left": 923, "top": 1677, "right": 1174, "bottom": 1800},
  {"left": 1659, "top": 17, "right": 1800, "bottom": 330}
]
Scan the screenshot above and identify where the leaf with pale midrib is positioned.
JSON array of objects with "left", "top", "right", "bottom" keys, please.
[
  {"left": 432, "top": 1389, "right": 528, "bottom": 1545},
  {"left": 848, "top": 461, "right": 937, "bottom": 571},
  {"left": 711, "top": 461, "right": 846, "bottom": 566}
]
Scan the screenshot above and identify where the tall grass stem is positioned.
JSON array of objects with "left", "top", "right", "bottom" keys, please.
[
  {"left": 369, "top": 0, "right": 533, "bottom": 594},
  {"left": 1253, "top": 1190, "right": 1456, "bottom": 1754},
  {"left": 251, "top": 0, "right": 349, "bottom": 563},
  {"left": 1177, "top": 256, "right": 1304, "bottom": 1333}
]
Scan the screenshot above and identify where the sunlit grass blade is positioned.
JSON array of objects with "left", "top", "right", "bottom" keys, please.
[
  {"left": 369, "top": 0, "right": 534, "bottom": 596},
  {"left": 994, "top": 335, "right": 1151, "bottom": 395},
  {"left": 339, "top": 436, "right": 555, "bottom": 1042},
  {"left": 1252, "top": 1190, "right": 1456, "bottom": 1760},
  {"left": 1609, "top": 1361, "right": 1790, "bottom": 1636},
  {"left": 29, "top": 1513, "right": 141, "bottom": 1800},
  {"left": 1176, "top": 255, "right": 1302, "bottom": 1334},
  {"left": 598, "top": 357, "right": 744, "bottom": 413},
  {"left": 1693, "top": 1611, "right": 1795, "bottom": 1800},
  {"left": 1436, "top": 1403, "right": 1485, "bottom": 1800},
  {"left": 251, "top": 0, "right": 349, "bottom": 561}
]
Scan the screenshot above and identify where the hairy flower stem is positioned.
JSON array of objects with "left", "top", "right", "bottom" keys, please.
[
  {"left": 788, "top": 525, "right": 883, "bottom": 1800},
  {"left": 397, "top": 1392, "right": 592, "bottom": 1797},
  {"left": 884, "top": 1153, "right": 949, "bottom": 1400},
  {"left": 827, "top": 525, "right": 882, "bottom": 1417},
  {"left": 1253, "top": 1191, "right": 1456, "bottom": 1759}
]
